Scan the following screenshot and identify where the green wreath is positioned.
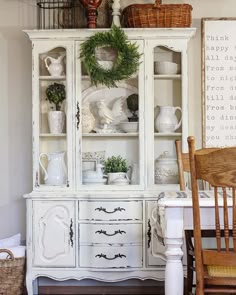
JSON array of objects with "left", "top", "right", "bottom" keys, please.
[{"left": 80, "top": 25, "right": 141, "bottom": 88}]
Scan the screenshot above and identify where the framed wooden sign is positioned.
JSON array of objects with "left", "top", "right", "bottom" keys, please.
[{"left": 202, "top": 18, "right": 236, "bottom": 147}]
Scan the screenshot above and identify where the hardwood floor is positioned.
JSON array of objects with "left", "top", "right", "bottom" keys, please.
[
  {"left": 23, "top": 279, "right": 188, "bottom": 294},
  {"left": 38, "top": 285, "right": 164, "bottom": 295},
  {"left": 23, "top": 282, "right": 165, "bottom": 295}
]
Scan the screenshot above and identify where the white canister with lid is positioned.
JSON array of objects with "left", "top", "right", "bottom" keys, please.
[{"left": 155, "top": 151, "right": 178, "bottom": 184}]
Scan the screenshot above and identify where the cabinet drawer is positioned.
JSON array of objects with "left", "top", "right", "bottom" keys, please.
[
  {"left": 79, "top": 201, "right": 142, "bottom": 221},
  {"left": 80, "top": 223, "right": 142, "bottom": 244},
  {"left": 80, "top": 245, "right": 142, "bottom": 268}
]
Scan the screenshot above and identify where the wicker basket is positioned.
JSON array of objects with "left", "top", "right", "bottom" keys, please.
[
  {"left": 0, "top": 249, "right": 26, "bottom": 295},
  {"left": 122, "top": 0, "right": 192, "bottom": 28}
]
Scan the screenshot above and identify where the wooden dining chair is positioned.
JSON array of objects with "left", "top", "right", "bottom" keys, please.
[
  {"left": 176, "top": 140, "right": 219, "bottom": 295},
  {"left": 187, "top": 135, "right": 236, "bottom": 294}
]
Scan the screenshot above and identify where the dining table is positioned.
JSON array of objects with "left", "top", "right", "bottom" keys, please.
[{"left": 155, "top": 190, "right": 233, "bottom": 295}]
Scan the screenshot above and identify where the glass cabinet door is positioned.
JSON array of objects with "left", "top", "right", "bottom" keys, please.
[
  {"left": 146, "top": 40, "right": 187, "bottom": 190},
  {"left": 33, "top": 41, "right": 74, "bottom": 190},
  {"left": 75, "top": 40, "right": 144, "bottom": 190}
]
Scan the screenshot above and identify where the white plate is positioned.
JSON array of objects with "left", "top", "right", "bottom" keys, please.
[{"left": 82, "top": 83, "right": 138, "bottom": 131}]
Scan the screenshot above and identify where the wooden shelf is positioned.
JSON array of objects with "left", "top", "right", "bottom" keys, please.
[
  {"left": 39, "top": 76, "right": 66, "bottom": 80},
  {"left": 154, "top": 132, "right": 182, "bottom": 137},
  {"left": 40, "top": 133, "right": 66, "bottom": 137},
  {"left": 82, "top": 132, "right": 139, "bottom": 137},
  {"left": 154, "top": 74, "right": 181, "bottom": 80}
]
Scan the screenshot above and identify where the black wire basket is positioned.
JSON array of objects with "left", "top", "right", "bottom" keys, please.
[
  {"left": 37, "top": 0, "right": 112, "bottom": 29},
  {"left": 37, "top": 0, "right": 78, "bottom": 29}
]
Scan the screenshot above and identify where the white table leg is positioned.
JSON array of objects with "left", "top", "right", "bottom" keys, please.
[
  {"left": 164, "top": 207, "right": 184, "bottom": 295},
  {"left": 165, "top": 237, "right": 184, "bottom": 295}
]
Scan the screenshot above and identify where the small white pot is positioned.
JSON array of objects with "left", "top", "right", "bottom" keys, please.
[
  {"left": 107, "top": 172, "right": 129, "bottom": 185},
  {"left": 48, "top": 111, "right": 65, "bottom": 134}
]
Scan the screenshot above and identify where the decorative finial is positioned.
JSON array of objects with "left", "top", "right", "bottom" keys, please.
[{"left": 112, "top": 0, "right": 121, "bottom": 27}]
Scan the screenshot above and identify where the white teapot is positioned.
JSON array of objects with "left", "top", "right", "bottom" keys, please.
[
  {"left": 82, "top": 162, "right": 107, "bottom": 185},
  {"left": 44, "top": 54, "right": 65, "bottom": 77}
]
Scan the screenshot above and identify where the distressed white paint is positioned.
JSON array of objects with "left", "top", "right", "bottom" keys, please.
[
  {"left": 32, "top": 200, "right": 75, "bottom": 267},
  {"left": 24, "top": 29, "right": 195, "bottom": 294}
]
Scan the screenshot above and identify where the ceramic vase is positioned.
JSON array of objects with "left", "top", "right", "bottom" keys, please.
[
  {"left": 48, "top": 111, "right": 65, "bottom": 134},
  {"left": 79, "top": 0, "right": 103, "bottom": 28}
]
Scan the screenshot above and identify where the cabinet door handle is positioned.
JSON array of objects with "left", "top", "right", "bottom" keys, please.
[
  {"left": 76, "top": 101, "right": 80, "bottom": 130},
  {"left": 95, "top": 206, "right": 126, "bottom": 214},
  {"left": 95, "top": 253, "right": 126, "bottom": 260},
  {"left": 35, "top": 172, "right": 39, "bottom": 187},
  {"left": 95, "top": 229, "right": 126, "bottom": 236},
  {"left": 69, "top": 218, "right": 74, "bottom": 247},
  {"left": 147, "top": 218, "right": 151, "bottom": 248}
]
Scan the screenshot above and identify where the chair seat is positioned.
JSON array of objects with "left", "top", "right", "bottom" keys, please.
[{"left": 207, "top": 265, "right": 236, "bottom": 277}]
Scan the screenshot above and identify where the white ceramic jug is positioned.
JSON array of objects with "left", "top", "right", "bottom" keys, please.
[
  {"left": 44, "top": 54, "right": 65, "bottom": 77},
  {"left": 155, "top": 106, "right": 182, "bottom": 133},
  {"left": 39, "top": 151, "right": 67, "bottom": 185}
]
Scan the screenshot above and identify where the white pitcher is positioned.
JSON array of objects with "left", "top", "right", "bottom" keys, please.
[
  {"left": 44, "top": 54, "right": 65, "bottom": 77},
  {"left": 39, "top": 151, "right": 67, "bottom": 185},
  {"left": 155, "top": 106, "right": 182, "bottom": 133}
]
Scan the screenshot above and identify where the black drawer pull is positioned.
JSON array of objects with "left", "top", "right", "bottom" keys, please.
[
  {"left": 95, "top": 206, "right": 126, "bottom": 214},
  {"left": 95, "top": 229, "right": 126, "bottom": 236},
  {"left": 69, "top": 218, "right": 74, "bottom": 248},
  {"left": 95, "top": 253, "right": 126, "bottom": 260},
  {"left": 76, "top": 101, "right": 80, "bottom": 130},
  {"left": 147, "top": 219, "right": 151, "bottom": 248}
]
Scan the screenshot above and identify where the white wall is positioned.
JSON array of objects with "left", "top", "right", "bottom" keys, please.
[
  {"left": 0, "top": 0, "right": 235, "bottom": 239},
  {"left": 0, "top": 0, "right": 36, "bottom": 239}
]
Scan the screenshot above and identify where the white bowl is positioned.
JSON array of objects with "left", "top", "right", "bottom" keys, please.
[
  {"left": 154, "top": 61, "right": 180, "bottom": 75},
  {"left": 119, "top": 122, "right": 139, "bottom": 133}
]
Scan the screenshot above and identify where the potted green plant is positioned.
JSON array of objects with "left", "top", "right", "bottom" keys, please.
[
  {"left": 46, "top": 82, "right": 66, "bottom": 134},
  {"left": 104, "top": 155, "right": 129, "bottom": 185}
]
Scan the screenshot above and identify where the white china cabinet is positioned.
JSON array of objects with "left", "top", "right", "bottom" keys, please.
[{"left": 24, "top": 28, "right": 196, "bottom": 295}]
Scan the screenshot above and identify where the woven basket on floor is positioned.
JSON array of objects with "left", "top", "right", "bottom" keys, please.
[
  {"left": 0, "top": 249, "right": 26, "bottom": 295},
  {"left": 122, "top": 0, "right": 192, "bottom": 28}
]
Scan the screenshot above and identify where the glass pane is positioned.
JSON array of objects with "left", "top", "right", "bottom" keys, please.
[
  {"left": 38, "top": 47, "right": 68, "bottom": 187},
  {"left": 80, "top": 46, "right": 140, "bottom": 187},
  {"left": 153, "top": 46, "right": 181, "bottom": 187}
]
